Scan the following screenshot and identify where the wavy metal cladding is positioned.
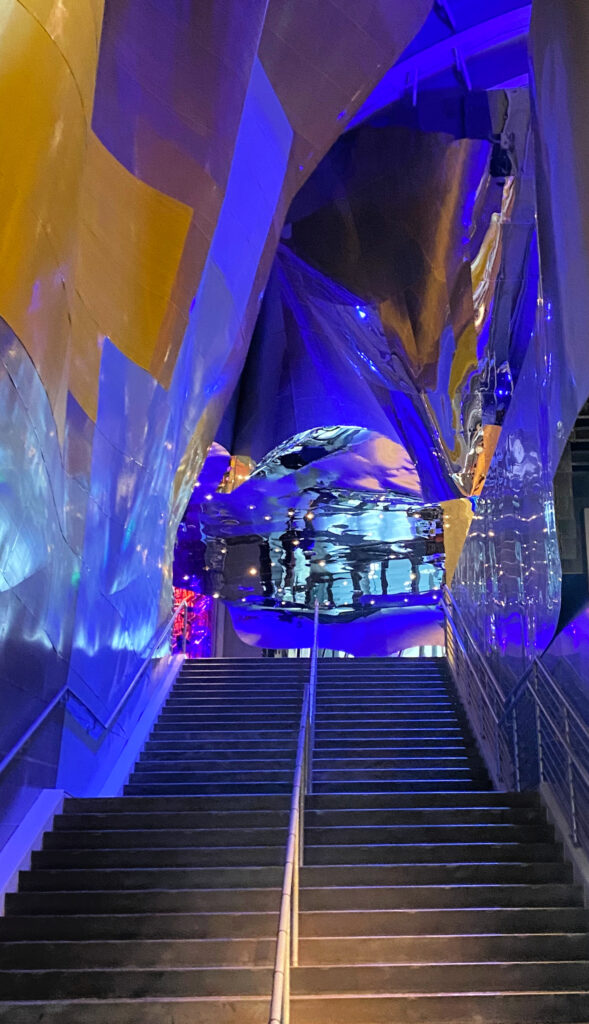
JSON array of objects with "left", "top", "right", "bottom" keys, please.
[
  {"left": 0, "top": 0, "right": 432, "bottom": 808},
  {"left": 285, "top": 90, "right": 537, "bottom": 496},
  {"left": 0, "top": 320, "right": 87, "bottom": 843},
  {"left": 452, "top": 1, "right": 589, "bottom": 685},
  {"left": 224, "top": 245, "right": 455, "bottom": 501}
]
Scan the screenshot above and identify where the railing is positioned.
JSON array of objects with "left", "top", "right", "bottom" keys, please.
[
  {"left": 443, "top": 585, "right": 589, "bottom": 853},
  {"left": 441, "top": 586, "right": 513, "bottom": 789},
  {"left": 269, "top": 600, "right": 319, "bottom": 1024},
  {"left": 499, "top": 658, "right": 589, "bottom": 850},
  {"left": 0, "top": 600, "right": 189, "bottom": 782}
]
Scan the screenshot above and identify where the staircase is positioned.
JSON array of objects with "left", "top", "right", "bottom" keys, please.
[
  {"left": 0, "top": 658, "right": 307, "bottom": 1022},
  {"left": 1, "top": 656, "right": 589, "bottom": 1022},
  {"left": 291, "top": 657, "right": 589, "bottom": 1022}
]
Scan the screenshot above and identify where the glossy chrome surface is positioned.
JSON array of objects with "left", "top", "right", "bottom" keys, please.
[
  {"left": 283, "top": 89, "right": 537, "bottom": 500},
  {"left": 173, "top": 425, "right": 445, "bottom": 655},
  {"left": 452, "top": 1, "right": 589, "bottom": 682},
  {"left": 0, "top": 0, "right": 431, "bottom": 843}
]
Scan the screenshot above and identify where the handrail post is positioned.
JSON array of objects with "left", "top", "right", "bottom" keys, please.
[
  {"left": 182, "top": 603, "right": 188, "bottom": 655},
  {"left": 307, "top": 599, "right": 319, "bottom": 797},
  {"left": 300, "top": 733, "right": 307, "bottom": 870},
  {"left": 563, "top": 706, "right": 580, "bottom": 846},
  {"left": 292, "top": 812, "right": 300, "bottom": 967},
  {"left": 284, "top": 928, "right": 290, "bottom": 1024},
  {"left": 533, "top": 663, "right": 545, "bottom": 783},
  {"left": 511, "top": 708, "right": 521, "bottom": 791},
  {"left": 269, "top": 628, "right": 316, "bottom": 1023}
]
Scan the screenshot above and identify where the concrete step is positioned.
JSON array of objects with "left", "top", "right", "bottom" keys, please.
[
  {"left": 312, "top": 781, "right": 489, "bottom": 793},
  {"left": 298, "top": 882, "right": 581, "bottom": 910},
  {"left": 0, "top": 911, "right": 279, "bottom": 941},
  {"left": 43, "top": 825, "right": 289, "bottom": 852},
  {"left": 5, "top": 960, "right": 589, "bottom": 1002},
  {"left": 291, "top": 961, "right": 589, "bottom": 995},
  {"left": 288, "top": 991, "right": 589, "bottom": 1023},
  {"left": 303, "top": 823, "right": 553, "bottom": 844},
  {"left": 63, "top": 795, "right": 291, "bottom": 813},
  {"left": 150, "top": 721, "right": 298, "bottom": 730},
  {"left": 303, "top": 840, "right": 561, "bottom": 865},
  {"left": 0, "top": 929, "right": 562, "bottom": 970},
  {"left": 315, "top": 707, "right": 455, "bottom": 714},
  {"left": 158, "top": 710, "right": 301, "bottom": 720},
  {"left": 133, "top": 759, "right": 296, "bottom": 772},
  {"left": 299, "top": 861, "right": 573, "bottom": 886},
  {"left": 123, "top": 782, "right": 293, "bottom": 796},
  {"left": 144, "top": 738, "right": 298, "bottom": 752},
  {"left": 33, "top": 855, "right": 286, "bottom": 882},
  {"left": 43, "top": 824, "right": 289, "bottom": 851},
  {"left": 313, "top": 728, "right": 464, "bottom": 739},
  {"left": 149, "top": 726, "right": 299, "bottom": 740},
  {"left": 170, "top": 686, "right": 303, "bottom": 694},
  {"left": 305, "top": 805, "right": 548, "bottom": 826},
  {"left": 0, "top": 937, "right": 277, "bottom": 969},
  {"left": 312, "top": 768, "right": 484, "bottom": 782},
  {"left": 138, "top": 748, "right": 299, "bottom": 762},
  {"left": 163, "top": 700, "right": 302, "bottom": 709},
  {"left": 304, "top": 791, "right": 539, "bottom": 810},
  {"left": 7, "top": 888, "right": 283, "bottom": 916},
  {"left": 42, "top": 828, "right": 293, "bottom": 853},
  {"left": 16, "top": 877, "right": 284, "bottom": 910},
  {"left": 311, "top": 757, "right": 473, "bottom": 770},
  {"left": 126, "top": 769, "right": 295, "bottom": 785},
  {"left": 53, "top": 809, "right": 291, "bottom": 831},
  {"left": 311, "top": 745, "right": 476, "bottom": 758},
  {"left": 4, "top": 991, "right": 588, "bottom": 1023},
  {"left": 314, "top": 736, "right": 465, "bottom": 749},
  {"left": 30, "top": 854, "right": 570, "bottom": 886},
  {"left": 0, "top": 965, "right": 275, "bottom": 999},
  {"left": 313, "top": 713, "right": 461, "bottom": 723},
  {"left": 299, "top": 905, "right": 589, "bottom": 936},
  {"left": 298, "top": 931, "right": 589, "bottom": 964},
  {"left": 54, "top": 805, "right": 545, "bottom": 833}
]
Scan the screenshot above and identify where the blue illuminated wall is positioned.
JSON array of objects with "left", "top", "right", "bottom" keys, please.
[
  {"left": 1, "top": 0, "right": 436, "bottom": 846},
  {"left": 452, "top": 0, "right": 589, "bottom": 685}
]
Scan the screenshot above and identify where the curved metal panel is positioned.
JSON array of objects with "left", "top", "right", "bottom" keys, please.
[{"left": 452, "top": 1, "right": 589, "bottom": 685}]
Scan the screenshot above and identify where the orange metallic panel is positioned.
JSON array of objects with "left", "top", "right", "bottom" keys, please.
[{"left": 73, "top": 132, "right": 193, "bottom": 375}]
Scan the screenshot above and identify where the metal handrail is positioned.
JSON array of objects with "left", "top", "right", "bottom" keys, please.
[
  {"left": 527, "top": 679, "right": 589, "bottom": 794},
  {"left": 444, "top": 589, "right": 589, "bottom": 848},
  {"left": 0, "top": 599, "right": 189, "bottom": 782},
  {"left": 442, "top": 587, "right": 514, "bottom": 789},
  {"left": 442, "top": 586, "right": 504, "bottom": 705},
  {"left": 443, "top": 605, "right": 500, "bottom": 724},
  {"left": 103, "top": 599, "right": 189, "bottom": 730},
  {"left": 500, "top": 656, "right": 589, "bottom": 745},
  {"left": 269, "top": 600, "right": 319, "bottom": 1024}
]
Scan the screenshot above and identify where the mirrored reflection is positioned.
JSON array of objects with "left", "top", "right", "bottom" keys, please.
[
  {"left": 281, "top": 88, "right": 537, "bottom": 500},
  {"left": 174, "top": 428, "right": 445, "bottom": 653}
]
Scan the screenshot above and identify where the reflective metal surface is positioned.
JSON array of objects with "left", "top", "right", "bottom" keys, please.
[
  {"left": 0, "top": 0, "right": 432, "bottom": 841},
  {"left": 283, "top": 89, "right": 537, "bottom": 499},
  {"left": 452, "top": 1, "right": 589, "bottom": 683},
  {"left": 174, "top": 427, "right": 445, "bottom": 655}
]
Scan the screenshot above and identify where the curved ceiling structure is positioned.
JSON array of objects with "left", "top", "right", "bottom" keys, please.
[{"left": 350, "top": 0, "right": 531, "bottom": 127}]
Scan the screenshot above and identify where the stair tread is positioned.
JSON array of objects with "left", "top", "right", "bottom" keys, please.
[{"left": 6, "top": 657, "right": 580, "bottom": 1018}]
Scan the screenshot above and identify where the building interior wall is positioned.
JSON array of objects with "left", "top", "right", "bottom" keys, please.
[
  {"left": 3, "top": 0, "right": 589, "bottom": 840},
  {"left": 0, "top": 0, "right": 431, "bottom": 842}
]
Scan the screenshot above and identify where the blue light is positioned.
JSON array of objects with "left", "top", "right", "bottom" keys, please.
[{"left": 355, "top": 305, "right": 367, "bottom": 320}]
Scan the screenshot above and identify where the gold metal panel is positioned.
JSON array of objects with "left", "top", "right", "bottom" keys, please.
[
  {"left": 442, "top": 498, "right": 475, "bottom": 586},
  {"left": 74, "top": 132, "right": 193, "bottom": 374},
  {"left": 25, "top": 0, "right": 103, "bottom": 116},
  {"left": 0, "top": 0, "right": 95, "bottom": 432},
  {"left": 68, "top": 290, "right": 104, "bottom": 422}
]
